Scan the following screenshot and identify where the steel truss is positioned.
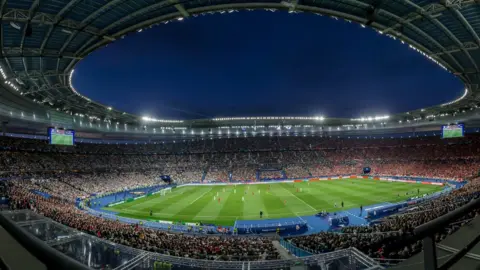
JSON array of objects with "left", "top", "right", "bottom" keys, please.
[
  {"left": 2, "top": 8, "right": 104, "bottom": 37},
  {"left": 2, "top": 47, "right": 79, "bottom": 58},
  {"left": 10, "top": 70, "right": 67, "bottom": 80}
]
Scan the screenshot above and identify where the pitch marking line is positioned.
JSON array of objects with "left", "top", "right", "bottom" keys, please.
[
  {"left": 279, "top": 184, "right": 317, "bottom": 211},
  {"left": 189, "top": 188, "right": 212, "bottom": 206}
]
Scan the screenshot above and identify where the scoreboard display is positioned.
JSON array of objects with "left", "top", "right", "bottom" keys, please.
[
  {"left": 441, "top": 124, "right": 464, "bottom": 139},
  {"left": 48, "top": 128, "right": 75, "bottom": 146}
]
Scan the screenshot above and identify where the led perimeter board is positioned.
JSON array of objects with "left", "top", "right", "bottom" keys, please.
[
  {"left": 441, "top": 124, "right": 464, "bottom": 139},
  {"left": 48, "top": 128, "right": 75, "bottom": 145}
]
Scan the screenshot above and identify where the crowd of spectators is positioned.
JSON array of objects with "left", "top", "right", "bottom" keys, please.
[
  {"left": 7, "top": 184, "right": 279, "bottom": 260},
  {"left": 1, "top": 135, "right": 479, "bottom": 181},
  {"left": 287, "top": 178, "right": 480, "bottom": 260},
  {"left": 2, "top": 134, "right": 480, "bottom": 262}
]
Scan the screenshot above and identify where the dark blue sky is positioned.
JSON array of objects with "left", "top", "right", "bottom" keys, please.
[{"left": 73, "top": 11, "right": 464, "bottom": 119}]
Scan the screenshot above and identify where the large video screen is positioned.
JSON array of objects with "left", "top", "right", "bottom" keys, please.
[
  {"left": 441, "top": 124, "right": 464, "bottom": 139},
  {"left": 48, "top": 128, "right": 75, "bottom": 145}
]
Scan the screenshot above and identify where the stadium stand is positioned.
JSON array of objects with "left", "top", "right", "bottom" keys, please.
[{"left": 1, "top": 135, "right": 479, "bottom": 268}]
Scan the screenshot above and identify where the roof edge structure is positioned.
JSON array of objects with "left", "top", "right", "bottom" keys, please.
[{"left": 1, "top": 0, "right": 480, "bottom": 136}]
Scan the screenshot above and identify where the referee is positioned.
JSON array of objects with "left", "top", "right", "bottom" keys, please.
[{"left": 260, "top": 210, "right": 263, "bottom": 218}]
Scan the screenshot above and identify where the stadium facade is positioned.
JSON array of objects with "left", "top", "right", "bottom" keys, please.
[{"left": 1, "top": 0, "right": 480, "bottom": 140}]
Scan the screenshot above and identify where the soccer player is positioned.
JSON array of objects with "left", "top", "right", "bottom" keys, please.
[
  {"left": 150, "top": 210, "right": 153, "bottom": 216},
  {"left": 259, "top": 189, "right": 261, "bottom": 194},
  {"left": 214, "top": 196, "right": 216, "bottom": 201},
  {"left": 242, "top": 196, "right": 245, "bottom": 202},
  {"left": 252, "top": 191, "right": 254, "bottom": 196},
  {"left": 341, "top": 201, "right": 344, "bottom": 208},
  {"left": 284, "top": 199, "right": 287, "bottom": 205},
  {"left": 260, "top": 211, "right": 263, "bottom": 218},
  {"left": 334, "top": 202, "right": 337, "bottom": 208},
  {"left": 234, "top": 189, "right": 236, "bottom": 194},
  {"left": 218, "top": 198, "right": 221, "bottom": 203}
]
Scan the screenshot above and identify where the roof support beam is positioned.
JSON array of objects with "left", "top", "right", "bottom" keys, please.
[
  {"left": 0, "top": 0, "right": 14, "bottom": 76},
  {"left": 451, "top": 8, "right": 480, "bottom": 46},
  {"left": 444, "top": 0, "right": 478, "bottom": 9},
  {"left": 59, "top": 0, "right": 124, "bottom": 56},
  {"left": 401, "top": 0, "right": 478, "bottom": 71},
  {"left": 433, "top": 42, "right": 479, "bottom": 56},
  {"left": 40, "top": 0, "right": 84, "bottom": 55},
  {"left": 8, "top": 70, "right": 67, "bottom": 80},
  {"left": 20, "top": 0, "right": 41, "bottom": 74},
  {"left": 169, "top": 0, "right": 190, "bottom": 17},
  {"left": 2, "top": 9, "right": 104, "bottom": 37},
  {"left": 23, "top": 83, "right": 65, "bottom": 95},
  {"left": 2, "top": 47, "right": 80, "bottom": 59},
  {"left": 342, "top": 0, "right": 465, "bottom": 72},
  {"left": 70, "top": 0, "right": 176, "bottom": 64},
  {"left": 381, "top": 3, "right": 445, "bottom": 35},
  {"left": 66, "top": 2, "right": 461, "bottom": 80}
]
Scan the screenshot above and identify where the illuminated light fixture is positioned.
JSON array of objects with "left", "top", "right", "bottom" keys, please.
[
  {"left": 69, "top": 70, "right": 91, "bottom": 102},
  {"left": 141, "top": 116, "right": 183, "bottom": 123},
  {"left": 440, "top": 88, "right": 468, "bottom": 107},
  {"left": 351, "top": 115, "right": 389, "bottom": 122},
  {"left": 177, "top": 17, "right": 184, "bottom": 21},
  {"left": 107, "top": 107, "right": 112, "bottom": 110},
  {"left": 212, "top": 116, "right": 324, "bottom": 121}
]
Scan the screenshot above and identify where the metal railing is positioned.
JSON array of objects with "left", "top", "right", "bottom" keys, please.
[
  {"left": 414, "top": 196, "right": 480, "bottom": 270},
  {"left": 279, "top": 238, "right": 313, "bottom": 257},
  {"left": 0, "top": 210, "right": 89, "bottom": 270},
  {"left": 0, "top": 210, "right": 383, "bottom": 270}
]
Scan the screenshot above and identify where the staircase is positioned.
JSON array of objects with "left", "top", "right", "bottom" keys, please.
[{"left": 272, "top": 240, "right": 295, "bottom": 260}]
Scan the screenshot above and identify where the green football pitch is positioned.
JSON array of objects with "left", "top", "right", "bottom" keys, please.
[
  {"left": 443, "top": 129, "right": 463, "bottom": 138},
  {"left": 106, "top": 179, "right": 444, "bottom": 226},
  {"left": 51, "top": 134, "right": 73, "bottom": 145}
]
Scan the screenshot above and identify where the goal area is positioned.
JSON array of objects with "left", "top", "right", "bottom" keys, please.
[{"left": 160, "top": 188, "right": 172, "bottom": 196}]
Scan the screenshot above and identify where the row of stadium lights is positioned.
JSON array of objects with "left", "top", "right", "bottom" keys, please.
[
  {"left": 0, "top": 103, "right": 473, "bottom": 135},
  {"left": 7, "top": 129, "right": 480, "bottom": 146},
  {"left": 71, "top": 132, "right": 467, "bottom": 145},
  {"left": 0, "top": 65, "right": 20, "bottom": 92}
]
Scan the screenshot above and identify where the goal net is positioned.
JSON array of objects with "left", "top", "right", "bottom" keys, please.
[{"left": 160, "top": 188, "right": 172, "bottom": 196}]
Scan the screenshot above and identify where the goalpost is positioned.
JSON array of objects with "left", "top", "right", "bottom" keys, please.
[{"left": 160, "top": 188, "right": 172, "bottom": 196}]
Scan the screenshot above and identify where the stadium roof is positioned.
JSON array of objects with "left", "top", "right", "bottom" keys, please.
[{"left": 2, "top": 0, "right": 480, "bottom": 133}]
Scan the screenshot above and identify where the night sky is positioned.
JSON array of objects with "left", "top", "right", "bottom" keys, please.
[{"left": 73, "top": 11, "right": 464, "bottom": 120}]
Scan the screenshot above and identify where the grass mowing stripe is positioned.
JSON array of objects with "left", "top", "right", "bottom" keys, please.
[
  {"left": 188, "top": 188, "right": 213, "bottom": 205},
  {"left": 219, "top": 186, "right": 244, "bottom": 222},
  {"left": 107, "top": 179, "right": 444, "bottom": 226},
  {"left": 278, "top": 183, "right": 316, "bottom": 211}
]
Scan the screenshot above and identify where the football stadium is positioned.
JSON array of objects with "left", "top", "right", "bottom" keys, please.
[{"left": 1, "top": 1, "right": 480, "bottom": 270}]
